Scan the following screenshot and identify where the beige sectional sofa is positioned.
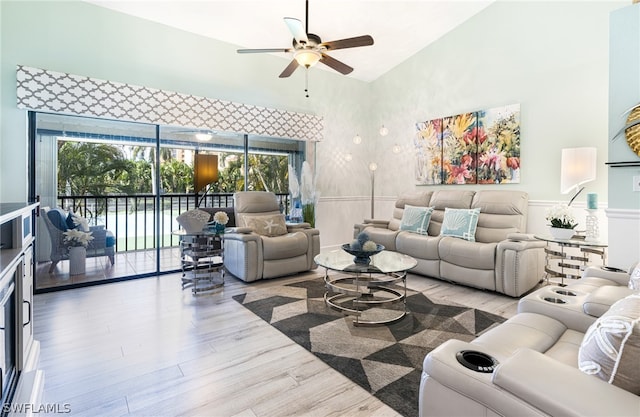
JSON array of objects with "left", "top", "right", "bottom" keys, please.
[
  {"left": 354, "top": 190, "right": 546, "bottom": 297},
  {"left": 419, "top": 265, "right": 640, "bottom": 417}
]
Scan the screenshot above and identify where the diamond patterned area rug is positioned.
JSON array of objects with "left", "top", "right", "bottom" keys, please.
[{"left": 232, "top": 277, "right": 506, "bottom": 417}]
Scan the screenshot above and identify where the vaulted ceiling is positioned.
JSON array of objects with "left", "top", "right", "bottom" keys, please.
[{"left": 85, "top": 0, "right": 494, "bottom": 82}]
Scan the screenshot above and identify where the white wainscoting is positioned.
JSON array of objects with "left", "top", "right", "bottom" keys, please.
[{"left": 605, "top": 208, "right": 640, "bottom": 269}]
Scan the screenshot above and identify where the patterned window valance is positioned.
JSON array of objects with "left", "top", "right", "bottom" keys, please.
[{"left": 16, "top": 65, "right": 323, "bottom": 141}]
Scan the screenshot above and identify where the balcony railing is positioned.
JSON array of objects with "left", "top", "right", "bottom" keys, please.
[{"left": 58, "top": 193, "right": 290, "bottom": 252}]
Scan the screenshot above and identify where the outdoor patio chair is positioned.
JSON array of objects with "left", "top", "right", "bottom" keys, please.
[{"left": 41, "top": 207, "right": 115, "bottom": 273}]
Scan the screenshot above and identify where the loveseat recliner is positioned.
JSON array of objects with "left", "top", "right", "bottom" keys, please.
[
  {"left": 355, "top": 190, "right": 545, "bottom": 297},
  {"left": 223, "top": 192, "right": 320, "bottom": 282},
  {"left": 419, "top": 264, "right": 640, "bottom": 417}
]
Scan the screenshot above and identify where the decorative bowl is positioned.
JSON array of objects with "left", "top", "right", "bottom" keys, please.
[{"left": 341, "top": 243, "right": 385, "bottom": 265}]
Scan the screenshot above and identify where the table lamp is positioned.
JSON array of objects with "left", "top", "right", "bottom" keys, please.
[
  {"left": 194, "top": 153, "right": 219, "bottom": 207},
  {"left": 560, "top": 147, "right": 596, "bottom": 206}
]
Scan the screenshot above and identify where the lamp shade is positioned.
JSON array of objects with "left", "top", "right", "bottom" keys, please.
[
  {"left": 194, "top": 153, "right": 219, "bottom": 193},
  {"left": 294, "top": 50, "right": 321, "bottom": 68},
  {"left": 560, "top": 147, "right": 596, "bottom": 194}
]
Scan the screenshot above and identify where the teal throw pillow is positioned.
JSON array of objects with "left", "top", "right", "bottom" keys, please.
[
  {"left": 440, "top": 208, "right": 481, "bottom": 241},
  {"left": 400, "top": 205, "right": 433, "bottom": 235}
]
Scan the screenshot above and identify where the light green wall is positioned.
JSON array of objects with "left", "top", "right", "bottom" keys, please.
[
  {"left": 367, "top": 0, "right": 625, "bottom": 202},
  {"left": 0, "top": 0, "right": 371, "bottom": 202},
  {"left": 0, "top": 0, "right": 629, "bottom": 205},
  {"left": 609, "top": 4, "right": 640, "bottom": 210}
]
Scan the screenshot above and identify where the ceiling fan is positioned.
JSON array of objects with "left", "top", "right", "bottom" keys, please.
[{"left": 237, "top": 0, "right": 374, "bottom": 81}]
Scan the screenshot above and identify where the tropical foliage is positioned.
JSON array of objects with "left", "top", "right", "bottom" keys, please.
[{"left": 57, "top": 141, "right": 290, "bottom": 200}]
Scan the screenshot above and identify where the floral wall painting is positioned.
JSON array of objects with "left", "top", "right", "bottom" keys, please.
[
  {"left": 442, "top": 112, "right": 477, "bottom": 184},
  {"left": 477, "top": 104, "right": 521, "bottom": 184},
  {"left": 414, "top": 119, "right": 442, "bottom": 185},
  {"left": 414, "top": 103, "right": 520, "bottom": 185}
]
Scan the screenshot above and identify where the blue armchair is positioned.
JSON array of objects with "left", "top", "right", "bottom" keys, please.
[{"left": 41, "top": 207, "right": 115, "bottom": 273}]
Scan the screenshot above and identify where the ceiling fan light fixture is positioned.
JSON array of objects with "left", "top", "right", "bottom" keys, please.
[{"left": 294, "top": 49, "right": 321, "bottom": 68}]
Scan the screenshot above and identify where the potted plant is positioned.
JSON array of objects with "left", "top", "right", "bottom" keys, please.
[
  {"left": 545, "top": 203, "right": 577, "bottom": 240},
  {"left": 63, "top": 229, "right": 94, "bottom": 275},
  {"left": 213, "top": 211, "right": 229, "bottom": 234}
]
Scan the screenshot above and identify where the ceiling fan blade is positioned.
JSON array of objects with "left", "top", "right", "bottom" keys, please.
[
  {"left": 284, "top": 17, "right": 308, "bottom": 45},
  {"left": 237, "top": 48, "right": 292, "bottom": 54},
  {"left": 321, "top": 35, "right": 374, "bottom": 51},
  {"left": 319, "top": 53, "right": 353, "bottom": 75},
  {"left": 279, "top": 59, "right": 300, "bottom": 78}
]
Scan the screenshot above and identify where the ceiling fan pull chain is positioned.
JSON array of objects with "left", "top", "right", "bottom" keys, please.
[{"left": 305, "top": 69, "right": 310, "bottom": 98}]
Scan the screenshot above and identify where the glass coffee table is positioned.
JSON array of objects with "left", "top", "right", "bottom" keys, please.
[{"left": 314, "top": 250, "right": 417, "bottom": 326}]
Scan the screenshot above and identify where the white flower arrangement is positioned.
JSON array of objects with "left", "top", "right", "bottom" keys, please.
[
  {"left": 213, "top": 211, "right": 229, "bottom": 225},
  {"left": 288, "top": 164, "right": 300, "bottom": 199},
  {"left": 71, "top": 213, "right": 90, "bottom": 232},
  {"left": 300, "top": 161, "right": 319, "bottom": 227},
  {"left": 63, "top": 229, "right": 94, "bottom": 247},
  {"left": 300, "top": 161, "right": 316, "bottom": 206},
  {"left": 545, "top": 203, "right": 577, "bottom": 229}
]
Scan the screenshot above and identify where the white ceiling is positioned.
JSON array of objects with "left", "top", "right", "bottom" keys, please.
[{"left": 85, "top": 0, "right": 494, "bottom": 82}]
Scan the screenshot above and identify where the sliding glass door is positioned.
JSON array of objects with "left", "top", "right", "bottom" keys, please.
[{"left": 32, "top": 112, "right": 308, "bottom": 291}]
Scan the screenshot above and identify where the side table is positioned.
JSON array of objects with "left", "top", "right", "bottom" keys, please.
[
  {"left": 534, "top": 234, "right": 607, "bottom": 286},
  {"left": 173, "top": 230, "right": 224, "bottom": 294}
]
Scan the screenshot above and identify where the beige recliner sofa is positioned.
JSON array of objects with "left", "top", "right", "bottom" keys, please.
[
  {"left": 223, "top": 192, "right": 320, "bottom": 282},
  {"left": 419, "top": 265, "right": 640, "bottom": 417},
  {"left": 355, "top": 190, "right": 545, "bottom": 297}
]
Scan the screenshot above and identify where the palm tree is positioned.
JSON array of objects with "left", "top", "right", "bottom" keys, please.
[
  {"left": 57, "top": 141, "right": 131, "bottom": 216},
  {"left": 131, "top": 145, "right": 173, "bottom": 194}
]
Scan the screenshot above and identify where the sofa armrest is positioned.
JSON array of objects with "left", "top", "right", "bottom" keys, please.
[
  {"left": 287, "top": 222, "right": 312, "bottom": 231},
  {"left": 582, "top": 285, "right": 634, "bottom": 317},
  {"left": 505, "top": 232, "right": 538, "bottom": 242},
  {"left": 493, "top": 348, "right": 640, "bottom": 417},
  {"left": 225, "top": 227, "right": 254, "bottom": 234},
  {"left": 582, "top": 265, "right": 630, "bottom": 287},
  {"left": 354, "top": 219, "right": 391, "bottom": 237},
  {"left": 223, "top": 230, "right": 261, "bottom": 243},
  {"left": 422, "top": 339, "right": 525, "bottom": 416},
  {"left": 496, "top": 237, "right": 546, "bottom": 297},
  {"left": 87, "top": 227, "right": 107, "bottom": 249}
]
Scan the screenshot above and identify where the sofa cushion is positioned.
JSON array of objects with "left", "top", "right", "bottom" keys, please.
[
  {"left": 47, "top": 208, "right": 69, "bottom": 231},
  {"left": 578, "top": 293, "right": 640, "bottom": 395},
  {"left": 438, "top": 237, "right": 497, "bottom": 270},
  {"left": 395, "top": 232, "right": 441, "bottom": 261},
  {"left": 65, "top": 213, "right": 76, "bottom": 230},
  {"left": 472, "top": 190, "right": 528, "bottom": 243},
  {"left": 472, "top": 312, "right": 567, "bottom": 361},
  {"left": 363, "top": 227, "right": 398, "bottom": 251},
  {"left": 390, "top": 192, "right": 433, "bottom": 231},
  {"left": 261, "top": 232, "right": 308, "bottom": 260},
  {"left": 399, "top": 205, "right": 433, "bottom": 235},
  {"left": 427, "top": 190, "right": 475, "bottom": 236},
  {"left": 243, "top": 213, "right": 288, "bottom": 237},
  {"left": 440, "top": 208, "right": 480, "bottom": 241}
]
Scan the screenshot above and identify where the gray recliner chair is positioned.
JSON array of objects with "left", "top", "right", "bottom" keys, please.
[
  {"left": 41, "top": 207, "right": 115, "bottom": 273},
  {"left": 223, "top": 192, "right": 320, "bottom": 282}
]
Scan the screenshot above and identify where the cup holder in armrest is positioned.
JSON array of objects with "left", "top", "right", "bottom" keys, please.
[
  {"left": 455, "top": 350, "right": 498, "bottom": 373},
  {"left": 553, "top": 289, "right": 577, "bottom": 296},
  {"left": 543, "top": 297, "right": 567, "bottom": 304}
]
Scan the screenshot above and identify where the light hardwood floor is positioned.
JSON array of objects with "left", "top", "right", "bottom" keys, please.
[{"left": 34, "top": 270, "right": 528, "bottom": 417}]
